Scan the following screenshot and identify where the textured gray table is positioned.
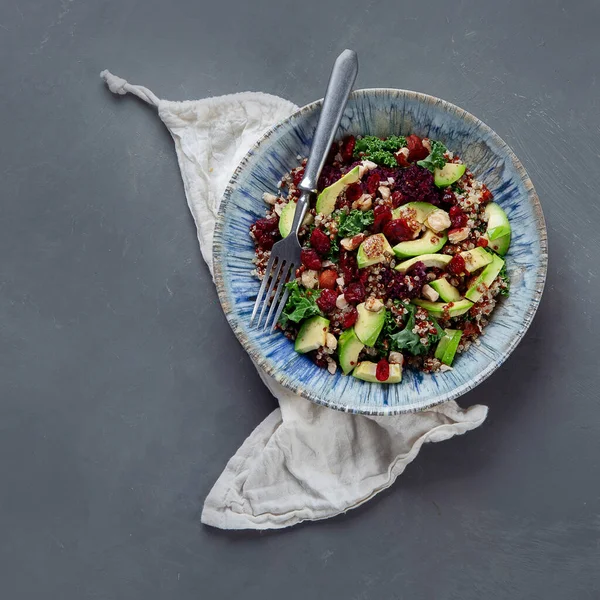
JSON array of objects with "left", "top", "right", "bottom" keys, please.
[{"left": 2, "top": 1, "right": 599, "bottom": 598}]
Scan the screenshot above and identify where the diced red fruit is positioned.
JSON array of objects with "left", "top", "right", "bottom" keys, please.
[
  {"left": 310, "top": 228, "right": 331, "bottom": 255},
  {"left": 340, "top": 135, "right": 356, "bottom": 162},
  {"left": 447, "top": 254, "right": 466, "bottom": 275},
  {"left": 406, "top": 134, "right": 429, "bottom": 162},
  {"left": 364, "top": 172, "right": 380, "bottom": 195},
  {"left": 372, "top": 204, "right": 393, "bottom": 233},
  {"left": 442, "top": 189, "right": 457, "bottom": 205},
  {"left": 345, "top": 182, "right": 363, "bottom": 204},
  {"left": 251, "top": 216, "right": 280, "bottom": 250},
  {"left": 383, "top": 218, "right": 414, "bottom": 244},
  {"left": 319, "top": 269, "right": 338, "bottom": 290},
  {"left": 344, "top": 282, "right": 366, "bottom": 305},
  {"left": 292, "top": 167, "right": 305, "bottom": 187},
  {"left": 449, "top": 205, "right": 468, "bottom": 228},
  {"left": 376, "top": 359, "right": 390, "bottom": 382},
  {"left": 316, "top": 289, "right": 338, "bottom": 313},
  {"left": 342, "top": 306, "right": 359, "bottom": 329},
  {"left": 300, "top": 249, "right": 322, "bottom": 270},
  {"left": 481, "top": 185, "right": 493, "bottom": 203},
  {"left": 391, "top": 190, "right": 407, "bottom": 208},
  {"left": 477, "top": 237, "right": 489, "bottom": 248},
  {"left": 395, "top": 150, "right": 410, "bottom": 167},
  {"left": 340, "top": 251, "right": 358, "bottom": 283},
  {"left": 359, "top": 270, "right": 370, "bottom": 285}
]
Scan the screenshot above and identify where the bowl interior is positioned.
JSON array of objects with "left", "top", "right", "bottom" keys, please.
[{"left": 213, "top": 89, "right": 547, "bottom": 414}]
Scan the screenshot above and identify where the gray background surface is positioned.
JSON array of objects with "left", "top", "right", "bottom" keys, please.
[{"left": 1, "top": 0, "right": 599, "bottom": 598}]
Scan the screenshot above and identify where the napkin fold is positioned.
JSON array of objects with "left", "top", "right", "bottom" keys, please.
[{"left": 101, "top": 70, "right": 488, "bottom": 530}]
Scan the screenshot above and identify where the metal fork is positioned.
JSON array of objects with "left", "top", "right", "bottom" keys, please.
[{"left": 250, "top": 49, "right": 359, "bottom": 331}]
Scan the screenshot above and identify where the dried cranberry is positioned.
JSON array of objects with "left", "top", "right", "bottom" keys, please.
[
  {"left": 447, "top": 254, "right": 466, "bottom": 275},
  {"left": 316, "top": 289, "right": 337, "bottom": 313},
  {"left": 301, "top": 248, "right": 322, "bottom": 270},
  {"left": 364, "top": 172, "right": 380, "bottom": 195},
  {"left": 345, "top": 182, "right": 363, "bottom": 204},
  {"left": 340, "top": 135, "right": 356, "bottom": 162},
  {"left": 376, "top": 359, "right": 390, "bottom": 382},
  {"left": 340, "top": 251, "right": 358, "bottom": 283},
  {"left": 383, "top": 218, "right": 413, "bottom": 244},
  {"left": 449, "top": 205, "right": 468, "bottom": 228},
  {"left": 481, "top": 185, "right": 493, "bottom": 203},
  {"left": 342, "top": 306, "right": 359, "bottom": 329},
  {"left": 318, "top": 165, "right": 343, "bottom": 191},
  {"left": 396, "top": 164, "right": 442, "bottom": 206},
  {"left": 319, "top": 269, "right": 338, "bottom": 290},
  {"left": 391, "top": 191, "right": 407, "bottom": 208},
  {"left": 406, "top": 134, "right": 429, "bottom": 162},
  {"left": 442, "top": 189, "right": 457, "bottom": 206},
  {"left": 372, "top": 204, "right": 392, "bottom": 233},
  {"left": 344, "top": 282, "right": 366, "bottom": 305},
  {"left": 292, "top": 168, "right": 305, "bottom": 187},
  {"left": 251, "top": 216, "right": 280, "bottom": 250},
  {"left": 477, "top": 237, "right": 489, "bottom": 248},
  {"left": 310, "top": 228, "right": 331, "bottom": 255},
  {"left": 310, "top": 350, "right": 329, "bottom": 368}
]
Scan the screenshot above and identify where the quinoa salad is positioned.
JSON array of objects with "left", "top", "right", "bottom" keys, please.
[{"left": 249, "top": 134, "right": 511, "bottom": 384}]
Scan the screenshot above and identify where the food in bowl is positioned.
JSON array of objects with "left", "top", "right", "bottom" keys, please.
[{"left": 250, "top": 134, "right": 511, "bottom": 383}]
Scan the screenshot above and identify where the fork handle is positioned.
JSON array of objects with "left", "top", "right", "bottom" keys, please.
[{"left": 298, "top": 49, "right": 359, "bottom": 194}]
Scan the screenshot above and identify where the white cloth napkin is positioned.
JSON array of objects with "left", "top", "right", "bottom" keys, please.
[{"left": 101, "top": 70, "right": 488, "bottom": 530}]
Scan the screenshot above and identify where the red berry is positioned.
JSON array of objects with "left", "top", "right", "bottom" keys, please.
[
  {"left": 376, "top": 359, "right": 390, "bottom": 382},
  {"left": 292, "top": 167, "right": 305, "bottom": 187},
  {"left": 447, "top": 254, "right": 466, "bottom": 275},
  {"left": 316, "top": 289, "right": 337, "bottom": 313},
  {"left": 251, "top": 216, "right": 280, "bottom": 250},
  {"left": 383, "top": 218, "right": 413, "bottom": 244},
  {"left": 340, "top": 251, "right": 358, "bottom": 283},
  {"left": 391, "top": 191, "right": 407, "bottom": 208},
  {"left": 301, "top": 248, "right": 322, "bottom": 270},
  {"left": 372, "top": 204, "right": 392, "bottom": 233},
  {"left": 340, "top": 135, "right": 356, "bottom": 162},
  {"left": 345, "top": 182, "right": 363, "bottom": 204},
  {"left": 310, "top": 228, "right": 331, "bottom": 255},
  {"left": 344, "top": 282, "right": 366, "bottom": 305},
  {"left": 481, "top": 185, "right": 493, "bottom": 203},
  {"left": 406, "top": 134, "right": 429, "bottom": 162},
  {"left": 442, "top": 189, "right": 457, "bottom": 205},
  {"left": 477, "top": 237, "right": 489, "bottom": 248},
  {"left": 342, "top": 306, "right": 359, "bottom": 329},
  {"left": 449, "top": 205, "right": 468, "bottom": 228},
  {"left": 319, "top": 269, "right": 338, "bottom": 290},
  {"left": 364, "top": 172, "right": 380, "bottom": 195}
]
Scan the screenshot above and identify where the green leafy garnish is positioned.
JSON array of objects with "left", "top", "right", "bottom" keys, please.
[
  {"left": 326, "top": 235, "right": 340, "bottom": 263},
  {"left": 417, "top": 140, "right": 448, "bottom": 172},
  {"left": 337, "top": 209, "right": 374, "bottom": 238},
  {"left": 388, "top": 303, "right": 444, "bottom": 356},
  {"left": 353, "top": 135, "right": 407, "bottom": 168},
  {"left": 279, "top": 281, "right": 322, "bottom": 327},
  {"left": 498, "top": 263, "right": 510, "bottom": 297},
  {"left": 451, "top": 182, "right": 466, "bottom": 195}
]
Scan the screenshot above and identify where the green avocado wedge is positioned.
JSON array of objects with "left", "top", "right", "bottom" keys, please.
[
  {"left": 353, "top": 361, "right": 402, "bottom": 383},
  {"left": 434, "top": 163, "right": 466, "bottom": 187},
  {"left": 484, "top": 203, "right": 511, "bottom": 241},
  {"left": 338, "top": 328, "right": 364, "bottom": 374},
  {"left": 412, "top": 298, "right": 473, "bottom": 318},
  {"left": 357, "top": 233, "right": 394, "bottom": 268},
  {"left": 354, "top": 302, "right": 386, "bottom": 347},
  {"left": 393, "top": 229, "right": 447, "bottom": 259},
  {"left": 429, "top": 278, "right": 461, "bottom": 302},
  {"left": 460, "top": 247, "right": 493, "bottom": 273},
  {"left": 394, "top": 254, "right": 452, "bottom": 273},
  {"left": 294, "top": 316, "right": 329, "bottom": 354},
  {"left": 465, "top": 254, "right": 505, "bottom": 303},
  {"left": 278, "top": 201, "right": 296, "bottom": 238},
  {"left": 434, "top": 329, "right": 463, "bottom": 366},
  {"left": 483, "top": 232, "right": 511, "bottom": 256},
  {"left": 392, "top": 201, "right": 437, "bottom": 223},
  {"left": 315, "top": 166, "right": 360, "bottom": 216}
]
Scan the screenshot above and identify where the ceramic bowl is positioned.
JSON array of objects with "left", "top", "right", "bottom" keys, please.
[{"left": 213, "top": 89, "right": 548, "bottom": 414}]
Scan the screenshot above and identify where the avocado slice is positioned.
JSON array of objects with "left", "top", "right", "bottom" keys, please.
[
  {"left": 434, "top": 163, "right": 466, "bottom": 188},
  {"left": 465, "top": 254, "right": 505, "bottom": 303},
  {"left": 429, "top": 278, "right": 461, "bottom": 302},
  {"left": 338, "top": 328, "right": 364, "bottom": 374},
  {"left": 353, "top": 361, "right": 402, "bottom": 383},
  {"left": 315, "top": 166, "right": 360, "bottom": 216},
  {"left": 357, "top": 233, "right": 394, "bottom": 268},
  {"left": 394, "top": 253, "right": 452, "bottom": 273},
  {"left": 412, "top": 298, "right": 473, "bottom": 318},
  {"left": 484, "top": 203, "right": 511, "bottom": 241},
  {"left": 393, "top": 229, "right": 447, "bottom": 259},
  {"left": 354, "top": 302, "right": 386, "bottom": 347},
  {"left": 392, "top": 201, "right": 437, "bottom": 223},
  {"left": 434, "top": 329, "right": 463, "bottom": 366},
  {"left": 482, "top": 232, "right": 510, "bottom": 256},
  {"left": 278, "top": 202, "right": 296, "bottom": 238},
  {"left": 294, "top": 316, "right": 329, "bottom": 354},
  {"left": 460, "top": 247, "right": 493, "bottom": 273}
]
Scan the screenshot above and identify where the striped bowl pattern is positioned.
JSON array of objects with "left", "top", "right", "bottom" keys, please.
[{"left": 213, "top": 89, "right": 548, "bottom": 415}]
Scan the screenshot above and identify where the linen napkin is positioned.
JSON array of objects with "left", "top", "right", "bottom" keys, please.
[{"left": 100, "top": 70, "right": 488, "bottom": 530}]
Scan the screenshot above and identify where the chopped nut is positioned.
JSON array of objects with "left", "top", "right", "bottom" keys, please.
[
  {"left": 352, "top": 194, "right": 373, "bottom": 211},
  {"left": 358, "top": 160, "right": 378, "bottom": 177},
  {"left": 365, "top": 297, "right": 384, "bottom": 312},
  {"left": 336, "top": 277, "right": 345, "bottom": 288},
  {"left": 389, "top": 351, "right": 404, "bottom": 365},
  {"left": 378, "top": 186, "right": 391, "bottom": 201},
  {"left": 301, "top": 269, "right": 319, "bottom": 289},
  {"left": 262, "top": 192, "right": 278, "bottom": 205},
  {"left": 422, "top": 284, "right": 440, "bottom": 302},
  {"left": 274, "top": 203, "right": 284, "bottom": 216},
  {"left": 327, "top": 359, "right": 337, "bottom": 375},
  {"left": 448, "top": 227, "right": 470, "bottom": 243},
  {"left": 439, "top": 364, "right": 453, "bottom": 372},
  {"left": 326, "top": 333, "right": 338, "bottom": 351},
  {"left": 340, "top": 233, "right": 365, "bottom": 251},
  {"left": 302, "top": 212, "right": 314, "bottom": 227},
  {"left": 426, "top": 209, "right": 451, "bottom": 233},
  {"left": 422, "top": 138, "right": 432, "bottom": 152},
  {"left": 336, "top": 294, "right": 349, "bottom": 310}
]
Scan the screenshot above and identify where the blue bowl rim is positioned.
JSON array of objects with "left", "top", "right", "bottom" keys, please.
[{"left": 213, "top": 88, "right": 548, "bottom": 415}]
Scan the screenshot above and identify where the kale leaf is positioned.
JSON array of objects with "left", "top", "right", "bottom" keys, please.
[
  {"left": 337, "top": 209, "right": 375, "bottom": 238},
  {"left": 388, "top": 303, "right": 444, "bottom": 357},
  {"left": 353, "top": 135, "right": 407, "bottom": 167},
  {"left": 417, "top": 140, "right": 448, "bottom": 172},
  {"left": 498, "top": 263, "right": 510, "bottom": 297},
  {"left": 279, "top": 281, "right": 322, "bottom": 327}
]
